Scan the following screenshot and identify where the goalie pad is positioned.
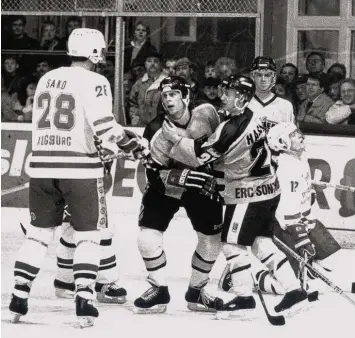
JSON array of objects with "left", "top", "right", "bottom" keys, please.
[{"left": 308, "top": 220, "right": 341, "bottom": 260}]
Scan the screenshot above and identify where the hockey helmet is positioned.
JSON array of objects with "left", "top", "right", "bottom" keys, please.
[
  {"left": 250, "top": 56, "right": 277, "bottom": 72},
  {"left": 159, "top": 75, "right": 191, "bottom": 111},
  {"left": 220, "top": 74, "right": 256, "bottom": 103},
  {"left": 67, "top": 28, "right": 106, "bottom": 64},
  {"left": 267, "top": 122, "right": 299, "bottom": 151}
]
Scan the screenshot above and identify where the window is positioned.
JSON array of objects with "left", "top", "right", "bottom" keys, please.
[
  {"left": 297, "top": 30, "right": 339, "bottom": 73},
  {"left": 298, "top": 0, "right": 340, "bottom": 16}
]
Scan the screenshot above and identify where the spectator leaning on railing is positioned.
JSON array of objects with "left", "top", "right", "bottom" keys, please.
[
  {"left": 326, "top": 78, "right": 355, "bottom": 125},
  {"left": 297, "top": 73, "right": 334, "bottom": 124}
]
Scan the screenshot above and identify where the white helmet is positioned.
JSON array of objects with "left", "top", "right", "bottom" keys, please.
[
  {"left": 267, "top": 122, "right": 298, "bottom": 151},
  {"left": 67, "top": 28, "right": 106, "bottom": 64}
]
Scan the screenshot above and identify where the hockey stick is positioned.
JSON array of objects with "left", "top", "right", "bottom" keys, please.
[
  {"left": 251, "top": 273, "right": 285, "bottom": 326},
  {"left": 312, "top": 181, "right": 355, "bottom": 193},
  {"left": 274, "top": 236, "right": 355, "bottom": 307},
  {"left": 1, "top": 182, "right": 29, "bottom": 196}
]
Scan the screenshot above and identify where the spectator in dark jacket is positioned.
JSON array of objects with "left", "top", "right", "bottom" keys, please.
[
  {"left": 195, "top": 77, "right": 221, "bottom": 110},
  {"left": 2, "top": 55, "right": 25, "bottom": 95},
  {"left": 2, "top": 16, "right": 39, "bottom": 50},
  {"left": 124, "top": 22, "right": 158, "bottom": 74}
]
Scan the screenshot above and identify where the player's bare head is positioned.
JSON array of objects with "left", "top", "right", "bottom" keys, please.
[
  {"left": 250, "top": 56, "right": 277, "bottom": 93},
  {"left": 267, "top": 122, "right": 305, "bottom": 155},
  {"left": 67, "top": 28, "right": 106, "bottom": 67},
  {"left": 219, "top": 75, "right": 255, "bottom": 113},
  {"left": 159, "top": 76, "right": 191, "bottom": 116}
]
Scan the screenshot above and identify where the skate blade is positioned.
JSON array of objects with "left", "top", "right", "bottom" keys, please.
[
  {"left": 283, "top": 299, "right": 312, "bottom": 318},
  {"left": 215, "top": 309, "right": 255, "bottom": 321},
  {"left": 11, "top": 312, "right": 22, "bottom": 323},
  {"left": 97, "top": 294, "right": 127, "bottom": 304},
  {"left": 133, "top": 305, "right": 167, "bottom": 314},
  {"left": 187, "top": 302, "right": 216, "bottom": 313},
  {"left": 78, "top": 316, "right": 95, "bottom": 328},
  {"left": 55, "top": 288, "right": 75, "bottom": 299}
]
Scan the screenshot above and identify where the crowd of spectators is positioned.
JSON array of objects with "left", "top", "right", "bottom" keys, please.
[{"left": 2, "top": 17, "right": 355, "bottom": 128}]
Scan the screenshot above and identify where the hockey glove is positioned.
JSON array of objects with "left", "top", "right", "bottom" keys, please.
[
  {"left": 117, "top": 130, "right": 149, "bottom": 161},
  {"left": 166, "top": 169, "right": 217, "bottom": 199},
  {"left": 286, "top": 223, "right": 316, "bottom": 258}
]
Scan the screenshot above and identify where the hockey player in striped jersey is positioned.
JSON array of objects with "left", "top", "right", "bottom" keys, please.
[
  {"left": 162, "top": 75, "right": 308, "bottom": 318},
  {"left": 133, "top": 76, "right": 224, "bottom": 314},
  {"left": 9, "top": 28, "right": 146, "bottom": 327},
  {"left": 248, "top": 56, "right": 295, "bottom": 131}
]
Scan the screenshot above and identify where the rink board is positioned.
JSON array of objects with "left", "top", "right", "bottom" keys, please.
[{"left": 2, "top": 123, "right": 355, "bottom": 248}]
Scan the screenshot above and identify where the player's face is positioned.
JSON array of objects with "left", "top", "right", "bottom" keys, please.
[
  {"left": 252, "top": 69, "right": 275, "bottom": 92},
  {"left": 289, "top": 129, "right": 305, "bottom": 153},
  {"left": 220, "top": 88, "right": 244, "bottom": 110},
  {"left": 161, "top": 90, "right": 184, "bottom": 116}
]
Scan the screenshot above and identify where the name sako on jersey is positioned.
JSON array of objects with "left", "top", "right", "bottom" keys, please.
[
  {"left": 248, "top": 94, "right": 295, "bottom": 132},
  {"left": 30, "top": 67, "right": 117, "bottom": 179}
]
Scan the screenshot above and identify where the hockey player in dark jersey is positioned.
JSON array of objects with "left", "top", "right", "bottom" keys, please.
[
  {"left": 162, "top": 75, "right": 309, "bottom": 318},
  {"left": 133, "top": 76, "right": 224, "bottom": 314}
]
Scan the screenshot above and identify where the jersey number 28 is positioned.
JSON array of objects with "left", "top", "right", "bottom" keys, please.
[
  {"left": 37, "top": 92, "right": 75, "bottom": 131},
  {"left": 249, "top": 139, "right": 271, "bottom": 177}
]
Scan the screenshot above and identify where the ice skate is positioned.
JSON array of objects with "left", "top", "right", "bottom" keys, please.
[
  {"left": 76, "top": 295, "right": 99, "bottom": 328},
  {"left": 185, "top": 286, "right": 223, "bottom": 312},
  {"left": 274, "top": 288, "right": 308, "bottom": 314},
  {"left": 215, "top": 295, "right": 256, "bottom": 320},
  {"left": 96, "top": 282, "right": 127, "bottom": 304},
  {"left": 133, "top": 285, "right": 170, "bottom": 314},
  {"left": 54, "top": 279, "right": 75, "bottom": 299},
  {"left": 9, "top": 294, "right": 28, "bottom": 323}
]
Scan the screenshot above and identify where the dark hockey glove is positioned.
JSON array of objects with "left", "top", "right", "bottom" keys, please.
[
  {"left": 166, "top": 169, "right": 217, "bottom": 199},
  {"left": 117, "top": 130, "right": 149, "bottom": 161},
  {"left": 286, "top": 223, "right": 316, "bottom": 258}
]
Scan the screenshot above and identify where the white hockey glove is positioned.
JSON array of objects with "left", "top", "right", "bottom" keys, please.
[
  {"left": 286, "top": 223, "right": 316, "bottom": 258},
  {"left": 165, "top": 169, "right": 217, "bottom": 199}
]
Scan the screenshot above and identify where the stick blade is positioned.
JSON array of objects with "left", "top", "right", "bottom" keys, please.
[{"left": 268, "top": 314, "right": 285, "bottom": 326}]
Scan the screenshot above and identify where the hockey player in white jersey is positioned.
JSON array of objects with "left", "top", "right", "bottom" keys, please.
[
  {"left": 267, "top": 122, "right": 341, "bottom": 299},
  {"left": 162, "top": 75, "right": 308, "bottom": 318},
  {"left": 248, "top": 56, "right": 295, "bottom": 131},
  {"left": 9, "top": 28, "right": 146, "bottom": 327}
]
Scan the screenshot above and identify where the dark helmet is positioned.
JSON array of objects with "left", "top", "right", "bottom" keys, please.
[
  {"left": 221, "top": 75, "right": 256, "bottom": 103},
  {"left": 159, "top": 75, "right": 191, "bottom": 100},
  {"left": 250, "top": 56, "right": 277, "bottom": 72}
]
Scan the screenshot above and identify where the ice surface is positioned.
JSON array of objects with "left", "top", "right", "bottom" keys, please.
[{"left": 2, "top": 208, "right": 355, "bottom": 338}]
